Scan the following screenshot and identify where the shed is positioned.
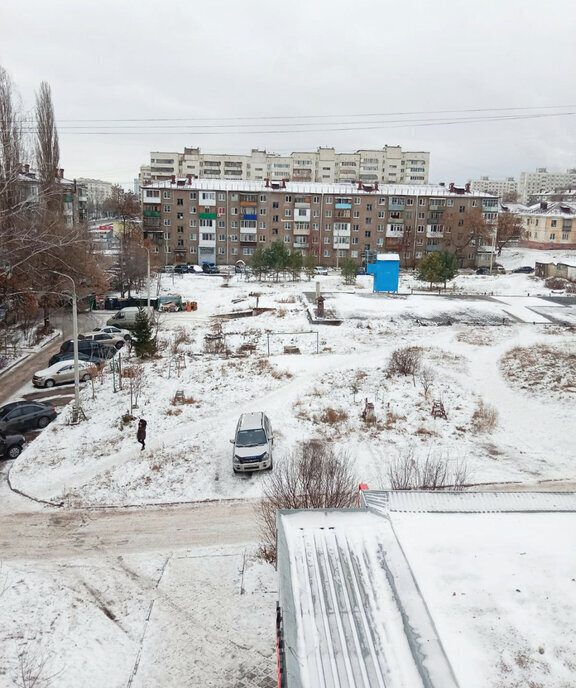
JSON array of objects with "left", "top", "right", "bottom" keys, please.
[{"left": 366, "top": 253, "right": 400, "bottom": 292}]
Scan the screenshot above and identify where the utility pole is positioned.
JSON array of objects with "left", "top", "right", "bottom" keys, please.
[{"left": 51, "top": 271, "right": 83, "bottom": 422}]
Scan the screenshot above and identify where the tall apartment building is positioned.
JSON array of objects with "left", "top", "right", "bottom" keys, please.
[
  {"left": 518, "top": 168, "right": 576, "bottom": 204},
  {"left": 77, "top": 178, "right": 114, "bottom": 216},
  {"left": 470, "top": 176, "right": 518, "bottom": 197},
  {"left": 139, "top": 146, "right": 430, "bottom": 187},
  {"left": 141, "top": 178, "right": 497, "bottom": 269}
]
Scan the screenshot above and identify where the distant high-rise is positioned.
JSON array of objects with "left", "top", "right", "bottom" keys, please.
[{"left": 139, "top": 146, "right": 430, "bottom": 188}]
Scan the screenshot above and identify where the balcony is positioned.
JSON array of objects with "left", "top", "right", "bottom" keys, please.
[
  {"left": 293, "top": 225, "right": 310, "bottom": 236},
  {"left": 388, "top": 200, "right": 405, "bottom": 211},
  {"left": 335, "top": 203, "right": 352, "bottom": 209},
  {"left": 386, "top": 224, "right": 404, "bottom": 237},
  {"left": 199, "top": 212, "right": 216, "bottom": 220},
  {"left": 426, "top": 225, "right": 444, "bottom": 238},
  {"left": 243, "top": 214, "right": 257, "bottom": 221},
  {"left": 240, "top": 200, "right": 257, "bottom": 207},
  {"left": 335, "top": 210, "right": 351, "bottom": 218},
  {"left": 240, "top": 235, "right": 257, "bottom": 244},
  {"left": 144, "top": 210, "right": 161, "bottom": 217},
  {"left": 293, "top": 242, "right": 309, "bottom": 249},
  {"left": 199, "top": 236, "right": 216, "bottom": 247},
  {"left": 143, "top": 217, "right": 161, "bottom": 229}
]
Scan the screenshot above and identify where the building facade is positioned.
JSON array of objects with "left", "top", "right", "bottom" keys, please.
[
  {"left": 140, "top": 146, "right": 430, "bottom": 187},
  {"left": 77, "top": 178, "right": 114, "bottom": 217},
  {"left": 512, "top": 200, "right": 576, "bottom": 250},
  {"left": 470, "top": 176, "right": 518, "bottom": 197},
  {"left": 141, "top": 178, "right": 498, "bottom": 269},
  {"left": 518, "top": 168, "right": 576, "bottom": 204}
]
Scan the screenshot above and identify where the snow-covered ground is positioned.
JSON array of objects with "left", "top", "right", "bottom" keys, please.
[{"left": 1, "top": 246, "right": 575, "bottom": 687}]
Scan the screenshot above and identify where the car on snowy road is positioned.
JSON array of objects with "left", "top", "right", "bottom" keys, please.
[
  {"left": 0, "top": 402, "right": 57, "bottom": 434},
  {"left": 314, "top": 266, "right": 328, "bottom": 275},
  {"left": 32, "top": 360, "right": 96, "bottom": 388},
  {"left": 512, "top": 266, "right": 534, "bottom": 274},
  {"left": 78, "top": 332, "right": 126, "bottom": 349},
  {"left": 0, "top": 431, "right": 26, "bottom": 460}
]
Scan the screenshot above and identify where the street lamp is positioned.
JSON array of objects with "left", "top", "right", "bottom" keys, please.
[{"left": 51, "top": 270, "right": 83, "bottom": 422}]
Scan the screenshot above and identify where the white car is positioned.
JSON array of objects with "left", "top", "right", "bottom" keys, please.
[
  {"left": 314, "top": 266, "right": 328, "bottom": 275},
  {"left": 79, "top": 332, "right": 125, "bottom": 349},
  {"left": 33, "top": 360, "right": 95, "bottom": 388},
  {"left": 92, "top": 326, "right": 132, "bottom": 341}
]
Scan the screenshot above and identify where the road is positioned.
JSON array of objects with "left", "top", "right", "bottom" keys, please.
[{"left": 0, "top": 498, "right": 260, "bottom": 561}]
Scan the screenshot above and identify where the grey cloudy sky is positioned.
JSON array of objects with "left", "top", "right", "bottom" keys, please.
[{"left": 1, "top": 0, "right": 574, "bottom": 187}]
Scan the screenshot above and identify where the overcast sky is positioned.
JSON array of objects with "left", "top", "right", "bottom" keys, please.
[{"left": 1, "top": 0, "right": 574, "bottom": 188}]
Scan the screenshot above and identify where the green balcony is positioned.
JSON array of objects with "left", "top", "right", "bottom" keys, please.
[{"left": 199, "top": 212, "right": 216, "bottom": 219}]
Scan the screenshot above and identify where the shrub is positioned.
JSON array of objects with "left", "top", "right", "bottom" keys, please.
[
  {"left": 316, "top": 407, "right": 349, "bottom": 424},
  {"left": 471, "top": 400, "right": 499, "bottom": 433},
  {"left": 388, "top": 447, "right": 469, "bottom": 490},
  {"left": 386, "top": 346, "right": 422, "bottom": 378},
  {"left": 258, "top": 440, "right": 357, "bottom": 562},
  {"left": 544, "top": 276, "right": 567, "bottom": 290},
  {"left": 171, "top": 326, "right": 192, "bottom": 354}
]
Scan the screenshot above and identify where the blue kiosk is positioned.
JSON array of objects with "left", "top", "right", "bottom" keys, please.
[{"left": 366, "top": 253, "right": 400, "bottom": 292}]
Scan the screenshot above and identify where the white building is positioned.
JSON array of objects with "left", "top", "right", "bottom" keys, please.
[
  {"left": 140, "top": 146, "right": 430, "bottom": 187},
  {"left": 470, "top": 175, "right": 518, "bottom": 197},
  {"left": 517, "top": 168, "right": 576, "bottom": 204}
]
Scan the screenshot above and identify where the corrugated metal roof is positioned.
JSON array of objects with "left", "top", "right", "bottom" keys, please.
[{"left": 361, "top": 490, "right": 576, "bottom": 514}]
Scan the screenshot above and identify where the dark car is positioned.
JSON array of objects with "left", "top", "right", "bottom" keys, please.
[
  {"left": 512, "top": 266, "right": 534, "bottom": 274},
  {"left": 0, "top": 402, "right": 57, "bottom": 434},
  {"left": 174, "top": 264, "right": 189, "bottom": 274},
  {"left": 0, "top": 431, "right": 26, "bottom": 460},
  {"left": 476, "top": 267, "right": 489, "bottom": 275},
  {"left": 59, "top": 339, "right": 116, "bottom": 358},
  {"left": 202, "top": 262, "right": 220, "bottom": 274},
  {"left": 48, "top": 350, "right": 107, "bottom": 368}
]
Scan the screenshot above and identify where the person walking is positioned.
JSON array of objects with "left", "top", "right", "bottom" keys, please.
[{"left": 137, "top": 419, "right": 147, "bottom": 451}]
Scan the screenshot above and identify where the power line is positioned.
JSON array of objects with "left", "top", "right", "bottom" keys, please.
[{"left": 18, "top": 110, "right": 576, "bottom": 136}]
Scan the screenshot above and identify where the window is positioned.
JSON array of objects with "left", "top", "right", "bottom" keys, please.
[
  {"left": 259, "top": 208, "right": 267, "bottom": 215},
  {"left": 352, "top": 224, "right": 359, "bottom": 231},
  {"left": 259, "top": 235, "right": 266, "bottom": 242},
  {"left": 326, "top": 196, "right": 333, "bottom": 204},
  {"left": 447, "top": 199, "right": 454, "bottom": 206},
  {"left": 472, "top": 200, "right": 479, "bottom": 207},
  {"left": 353, "top": 211, "right": 360, "bottom": 218},
  {"left": 377, "top": 224, "right": 385, "bottom": 232},
  {"left": 284, "top": 222, "right": 291, "bottom": 230},
  {"left": 163, "top": 219, "right": 171, "bottom": 226},
  {"left": 377, "top": 238, "right": 384, "bottom": 246},
  {"left": 190, "top": 192, "right": 196, "bottom": 200},
  {"left": 324, "top": 237, "right": 331, "bottom": 244},
  {"left": 163, "top": 232, "right": 171, "bottom": 239},
  {"left": 406, "top": 198, "right": 414, "bottom": 206},
  {"left": 163, "top": 191, "right": 171, "bottom": 199},
  {"left": 218, "top": 220, "right": 225, "bottom": 228},
  {"left": 325, "top": 210, "right": 332, "bottom": 218},
  {"left": 189, "top": 233, "right": 197, "bottom": 240},
  {"left": 218, "top": 234, "right": 225, "bottom": 241},
  {"left": 312, "top": 223, "right": 319, "bottom": 230},
  {"left": 285, "top": 195, "right": 292, "bottom": 202},
  {"left": 378, "top": 211, "right": 385, "bottom": 218},
  {"left": 231, "top": 221, "right": 238, "bottom": 228},
  {"left": 549, "top": 233, "right": 556, "bottom": 240},
  {"left": 189, "top": 219, "right": 196, "bottom": 227},
  {"left": 231, "top": 247, "right": 238, "bottom": 255},
  {"left": 177, "top": 212, "right": 183, "bottom": 219},
  {"left": 285, "top": 209, "right": 292, "bottom": 217},
  {"left": 366, "top": 204, "right": 372, "bottom": 211},
  {"left": 163, "top": 204, "right": 170, "bottom": 212},
  {"left": 313, "top": 196, "right": 320, "bottom": 203},
  {"left": 364, "top": 231, "right": 371, "bottom": 238},
  {"left": 323, "top": 249, "right": 331, "bottom": 257},
  {"left": 231, "top": 207, "right": 238, "bottom": 215},
  {"left": 218, "top": 193, "right": 225, "bottom": 201},
  {"left": 177, "top": 198, "right": 183, "bottom": 206},
  {"left": 272, "top": 215, "right": 279, "bottom": 222},
  {"left": 352, "top": 237, "right": 359, "bottom": 245},
  {"left": 365, "top": 218, "right": 372, "bottom": 225},
  {"left": 419, "top": 198, "right": 425, "bottom": 206},
  {"left": 418, "top": 212, "right": 425, "bottom": 219},
  {"left": 177, "top": 239, "right": 184, "bottom": 247},
  {"left": 417, "top": 225, "right": 424, "bottom": 232},
  {"left": 272, "top": 201, "right": 279, "bottom": 208},
  {"left": 260, "top": 194, "right": 267, "bottom": 202},
  {"left": 551, "top": 220, "right": 557, "bottom": 228},
  {"left": 243, "top": 247, "right": 254, "bottom": 255},
  {"left": 284, "top": 236, "right": 291, "bottom": 243},
  {"left": 177, "top": 226, "right": 184, "bottom": 233},
  {"left": 459, "top": 205, "right": 466, "bottom": 213},
  {"left": 313, "top": 210, "right": 319, "bottom": 217},
  {"left": 259, "top": 221, "right": 266, "bottom": 229},
  {"left": 325, "top": 223, "right": 331, "bottom": 231}
]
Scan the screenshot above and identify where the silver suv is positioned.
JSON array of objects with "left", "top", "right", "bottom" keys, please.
[{"left": 231, "top": 412, "right": 273, "bottom": 473}]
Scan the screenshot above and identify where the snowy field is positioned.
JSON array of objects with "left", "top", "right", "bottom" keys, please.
[{"left": 2, "top": 246, "right": 576, "bottom": 687}]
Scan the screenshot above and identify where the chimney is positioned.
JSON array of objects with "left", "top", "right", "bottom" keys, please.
[
  {"left": 374, "top": 182, "right": 379, "bottom": 191},
  {"left": 357, "top": 181, "right": 362, "bottom": 191},
  {"left": 282, "top": 178, "right": 286, "bottom": 189},
  {"left": 540, "top": 201, "right": 548, "bottom": 210},
  {"left": 465, "top": 182, "right": 471, "bottom": 193},
  {"left": 187, "top": 174, "right": 192, "bottom": 185},
  {"left": 171, "top": 175, "right": 176, "bottom": 184},
  {"left": 264, "top": 178, "right": 270, "bottom": 188},
  {"left": 24, "top": 164, "right": 30, "bottom": 174},
  {"left": 439, "top": 182, "right": 445, "bottom": 187},
  {"left": 59, "top": 168, "right": 64, "bottom": 178},
  {"left": 449, "top": 182, "right": 455, "bottom": 193}
]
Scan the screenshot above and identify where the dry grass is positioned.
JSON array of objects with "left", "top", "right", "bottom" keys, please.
[
  {"left": 471, "top": 400, "right": 499, "bottom": 433},
  {"left": 315, "top": 407, "right": 349, "bottom": 425},
  {"left": 501, "top": 344, "right": 576, "bottom": 397}
]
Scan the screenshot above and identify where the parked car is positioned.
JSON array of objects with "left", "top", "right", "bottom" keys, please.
[
  {"left": 476, "top": 267, "right": 489, "bottom": 275},
  {"left": 314, "top": 266, "right": 328, "bottom": 276},
  {"left": 173, "top": 264, "right": 189, "bottom": 274},
  {"left": 33, "top": 360, "right": 95, "bottom": 388},
  {"left": 48, "top": 350, "right": 107, "bottom": 368},
  {"left": 160, "top": 265, "right": 175, "bottom": 273},
  {"left": 59, "top": 339, "right": 117, "bottom": 358},
  {"left": 512, "top": 266, "right": 534, "bottom": 274},
  {"left": 0, "top": 431, "right": 26, "bottom": 460},
  {"left": 202, "top": 262, "right": 220, "bottom": 274},
  {"left": 106, "top": 306, "right": 154, "bottom": 329},
  {"left": 78, "top": 332, "right": 125, "bottom": 349},
  {"left": 231, "top": 412, "right": 274, "bottom": 473},
  {"left": 92, "top": 326, "right": 132, "bottom": 341},
  {"left": 0, "top": 402, "right": 57, "bottom": 433}
]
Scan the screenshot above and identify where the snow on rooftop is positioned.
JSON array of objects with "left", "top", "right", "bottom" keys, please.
[{"left": 143, "top": 178, "right": 496, "bottom": 198}]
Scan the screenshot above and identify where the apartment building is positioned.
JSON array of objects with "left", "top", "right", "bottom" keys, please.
[
  {"left": 141, "top": 178, "right": 497, "bottom": 269},
  {"left": 17, "top": 166, "right": 87, "bottom": 225},
  {"left": 77, "top": 177, "right": 114, "bottom": 216},
  {"left": 518, "top": 168, "right": 576, "bottom": 204},
  {"left": 512, "top": 200, "right": 576, "bottom": 250},
  {"left": 470, "top": 176, "right": 518, "bottom": 197},
  {"left": 140, "top": 146, "right": 430, "bottom": 187}
]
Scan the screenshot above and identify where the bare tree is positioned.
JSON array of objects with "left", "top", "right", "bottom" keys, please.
[
  {"left": 35, "top": 82, "right": 59, "bottom": 209},
  {"left": 495, "top": 211, "right": 524, "bottom": 256},
  {"left": 441, "top": 206, "right": 492, "bottom": 266},
  {"left": 258, "top": 439, "right": 357, "bottom": 562},
  {"left": 386, "top": 346, "right": 422, "bottom": 383},
  {"left": 419, "top": 366, "right": 435, "bottom": 397}
]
